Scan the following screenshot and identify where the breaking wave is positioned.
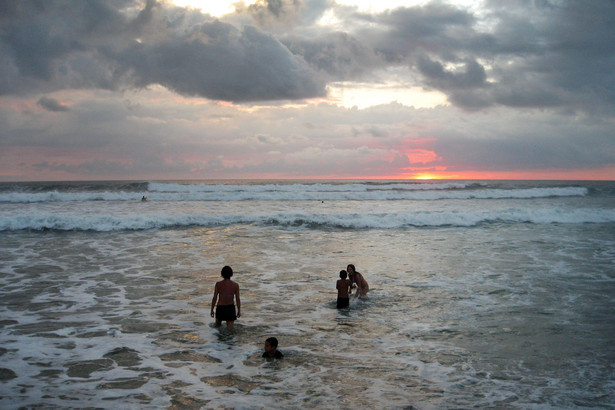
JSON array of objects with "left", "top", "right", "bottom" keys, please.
[
  {"left": 2, "top": 208, "right": 613, "bottom": 232},
  {"left": 0, "top": 181, "right": 589, "bottom": 203}
]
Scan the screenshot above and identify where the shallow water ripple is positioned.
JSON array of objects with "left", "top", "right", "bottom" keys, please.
[{"left": 1, "top": 216, "right": 614, "bottom": 408}]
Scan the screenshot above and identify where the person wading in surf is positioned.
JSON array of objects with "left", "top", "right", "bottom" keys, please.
[
  {"left": 347, "top": 264, "right": 369, "bottom": 297},
  {"left": 211, "top": 265, "right": 241, "bottom": 328},
  {"left": 336, "top": 269, "right": 352, "bottom": 308}
]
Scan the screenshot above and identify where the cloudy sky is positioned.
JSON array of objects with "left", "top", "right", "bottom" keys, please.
[{"left": 1, "top": 0, "right": 614, "bottom": 181}]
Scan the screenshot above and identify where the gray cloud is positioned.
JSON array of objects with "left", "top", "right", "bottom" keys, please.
[
  {"left": 284, "top": 31, "right": 381, "bottom": 80},
  {"left": 119, "top": 24, "right": 323, "bottom": 101},
  {"left": 0, "top": 0, "right": 325, "bottom": 101},
  {"left": 427, "top": 107, "right": 615, "bottom": 171},
  {"left": 338, "top": 0, "right": 615, "bottom": 112},
  {"left": 247, "top": 0, "right": 303, "bottom": 27},
  {"left": 416, "top": 56, "right": 487, "bottom": 90},
  {"left": 2, "top": 0, "right": 614, "bottom": 112},
  {"left": 241, "top": 0, "right": 332, "bottom": 30},
  {"left": 37, "top": 96, "right": 70, "bottom": 112},
  {"left": 1, "top": 0, "right": 614, "bottom": 181},
  {"left": 32, "top": 155, "right": 198, "bottom": 178},
  {"left": 2, "top": 84, "right": 613, "bottom": 180}
]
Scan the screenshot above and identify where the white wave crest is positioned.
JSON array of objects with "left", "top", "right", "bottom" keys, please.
[
  {"left": 147, "top": 181, "right": 474, "bottom": 193},
  {"left": 1, "top": 207, "right": 613, "bottom": 232},
  {"left": 0, "top": 186, "right": 589, "bottom": 203}
]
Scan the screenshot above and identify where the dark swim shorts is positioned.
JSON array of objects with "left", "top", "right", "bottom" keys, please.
[
  {"left": 337, "top": 297, "right": 349, "bottom": 309},
  {"left": 216, "top": 304, "right": 237, "bottom": 321}
]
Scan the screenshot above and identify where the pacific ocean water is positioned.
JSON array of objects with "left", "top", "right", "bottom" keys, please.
[{"left": 0, "top": 180, "right": 614, "bottom": 408}]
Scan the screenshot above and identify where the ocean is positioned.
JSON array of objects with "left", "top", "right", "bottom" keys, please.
[{"left": 0, "top": 179, "right": 614, "bottom": 409}]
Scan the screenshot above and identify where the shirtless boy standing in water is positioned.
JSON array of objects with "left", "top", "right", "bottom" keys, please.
[
  {"left": 211, "top": 266, "right": 241, "bottom": 328},
  {"left": 336, "top": 270, "right": 352, "bottom": 308}
]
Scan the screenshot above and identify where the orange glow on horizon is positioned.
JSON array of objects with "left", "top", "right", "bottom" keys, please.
[
  {"left": 404, "top": 149, "right": 440, "bottom": 164},
  {"left": 412, "top": 173, "right": 446, "bottom": 180},
  {"left": 364, "top": 167, "right": 615, "bottom": 181},
  {"left": 316, "top": 165, "right": 614, "bottom": 181}
]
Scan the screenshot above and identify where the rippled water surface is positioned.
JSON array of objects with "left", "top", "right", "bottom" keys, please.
[{"left": 1, "top": 180, "right": 614, "bottom": 408}]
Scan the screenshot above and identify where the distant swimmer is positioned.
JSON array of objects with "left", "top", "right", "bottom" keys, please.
[
  {"left": 141, "top": 196, "right": 147, "bottom": 201},
  {"left": 211, "top": 265, "right": 241, "bottom": 329},
  {"left": 347, "top": 264, "right": 369, "bottom": 297}
]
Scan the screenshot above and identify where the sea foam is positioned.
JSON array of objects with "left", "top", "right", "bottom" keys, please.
[
  {"left": 0, "top": 185, "right": 589, "bottom": 203},
  {"left": 1, "top": 207, "right": 613, "bottom": 231}
]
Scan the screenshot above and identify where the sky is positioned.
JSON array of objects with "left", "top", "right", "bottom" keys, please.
[{"left": 1, "top": 0, "right": 614, "bottom": 181}]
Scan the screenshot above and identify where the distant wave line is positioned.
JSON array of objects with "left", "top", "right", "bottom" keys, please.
[
  {"left": 0, "top": 187, "right": 589, "bottom": 203},
  {"left": 2, "top": 208, "right": 613, "bottom": 231},
  {"left": 146, "top": 181, "right": 476, "bottom": 193}
]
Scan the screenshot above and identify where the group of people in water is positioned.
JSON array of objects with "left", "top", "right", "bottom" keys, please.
[
  {"left": 335, "top": 263, "right": 369, "bottom": 308},
  {"left": 210, "top": 264, "right": 370, "bottom": 357}
]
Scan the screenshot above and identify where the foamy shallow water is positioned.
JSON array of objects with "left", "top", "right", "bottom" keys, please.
[
  {"left": 1, "top": 180, "right": 614, "bottom": 408},
  {"left": 1, "top": 221, "right": 614, "bottom": 409}
]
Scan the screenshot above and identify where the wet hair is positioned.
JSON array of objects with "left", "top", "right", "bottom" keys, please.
[
  {"left": 221, "top": 265, "right": 233, "bottom": 279},
  {"left": 266, "top": 337, "right": 278, "bottom": 348},
  {"left": 339, "top": 270, "right": 347, "bottom": 279}
]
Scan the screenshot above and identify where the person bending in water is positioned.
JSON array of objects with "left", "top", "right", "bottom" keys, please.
[
  {"left": 347, "top": 264, "right": 369, "bottom": 297},
  {"left": 262, "top": 337, "right": 283, "bottom": 359},
  {"left": 336, "top": 270, "right": 352, "bottom": 308},
  {"left": 211, "top": 265, "right": 241, "bottom": 328}
]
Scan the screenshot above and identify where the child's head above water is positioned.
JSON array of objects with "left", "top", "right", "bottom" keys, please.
[
  {"left": 263, "top": 337, "right": 283, "bottom": 359},
  {"left": 265, "top": 337, "right": 278, "bottom": 351},
  {"left": 221, "top": 265, "right": 233, "bottom": 279}
]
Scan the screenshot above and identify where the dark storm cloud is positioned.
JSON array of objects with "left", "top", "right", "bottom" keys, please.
[
  {"left": 2, "top": 0, "right": 615, "bottom": 111},
  {"left": 0, "top": 0, "right": 325, "bottom": 101},
  {"left": 0, "top": 0, "right": 137, "bottom": 94},
  {"left": 416, "top": 56, "right": 487, "bottom": 89},
  {"left": 473, "top": 1, "right": 615, "bottom": 112},
  {"left": 120, "top": 24, "right": 322, "bottom": 101},
  {"left": 301, "top": 0, "right": 615, "bottom": 112},
  {"left": 284, "top": 31, "right": 380, "bottom": 80},
  {"left": 415, "top": 1, "right": 615, "bottom": 111},
  {"left": 37, "top": 96, "right": 70, "bottom": 112}
]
